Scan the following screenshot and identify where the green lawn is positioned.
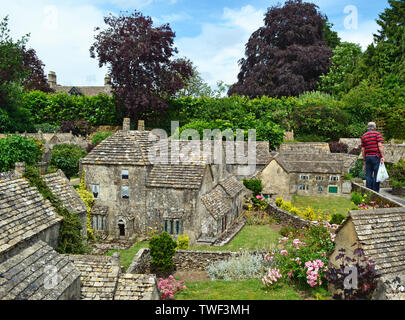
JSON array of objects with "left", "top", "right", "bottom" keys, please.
[
  {"left": 292, "top": 195, "right": 354, "bottom": 216},
  {"left": 106, "top": 241, "right": 149, "bottom": 270},
  {"left": 106, "top": 225, "right": 281, "bottom": 270},
  {"left": 175, "top": 279, "right": 301, "bottom": 300}
]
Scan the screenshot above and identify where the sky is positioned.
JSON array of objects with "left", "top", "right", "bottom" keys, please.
[{"left": 0, "top": 0, "right": 390, "bottom": 89}]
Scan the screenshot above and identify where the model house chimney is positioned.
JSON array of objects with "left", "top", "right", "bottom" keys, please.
[
  {"left": 123, "top": 118, "right": 130, "bottom": 131},
  {"left": 138, "top": 120, "right": 145, "bottom": 131},
  {"left": 14, "top": 162, "right": 25, "bottom": 178},
  {"left": 48, "top": 71, "right": 57, "bottom": 88},
  {"left": 104, "top": 74, "right": 111, "bottom": 86}
]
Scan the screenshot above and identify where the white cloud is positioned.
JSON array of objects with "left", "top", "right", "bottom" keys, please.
[
  {"left": 337, "top": 19, "right": 378, "bottom": 50},
  {"left": 175, "top": 5, "right": 265, "bottom": 88},
  {"left": 1, "top": 0, "right": 108, "bottom": 86}
]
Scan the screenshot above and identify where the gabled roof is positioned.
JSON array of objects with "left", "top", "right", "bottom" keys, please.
[
  {"left": 43, "top": 170, "right": 86, "bottom": 214},
  {"left": 54, "top": 86, "right": 112, "bottom": 97},
  {"left": 81, "top": 130, "right": 156, "bottom": 166},
  {"left": 269, "top": 154, "right": 344, "bottom": 174},
  {"left": 223, "top": 141, "right": 272, "bottom": 165},
  {"left": 219, "top": 175, "right": 246, "bottom": 197},
  {"left": 0, "top": 178, "right": 62, "bottom": 255},
  {"left": 0, "top": 240, "right": 80, "bottom": 300},
  {"left": 114, "top": 274, "right": 158, "bottom": 300},
  {"left": 201, "top": 185, "right": 232, "bottom": 220},
  {"left": 345, "top": 207, "right": 405, "bottom": 277},
  {"left": 146, "top": 163, "right": 207, "bottom": 189}
]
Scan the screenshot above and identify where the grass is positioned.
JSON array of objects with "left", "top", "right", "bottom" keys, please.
[
  {"left": 106, "top": 225, "right": 281, "bottom": 270},
  {"left": 292, "top": 195, "right": 354, "bottom": 217},
  {"left": 175, "top": 279, "right": 302, "bottom": 300},
  {"left": 106, "top": 241, "right": 149, "bottom": 270},
  {"left": 189, "top": 225, "right": 281, "bottom": 252}
]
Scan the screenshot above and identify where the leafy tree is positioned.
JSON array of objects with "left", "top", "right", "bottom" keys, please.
[
  {"left": 175, "top": 64, "right": 214, "bottom": 98},
  {"left": 21, "top": 48, "right": 53, "bottom": 93},
  {"left": 90, "top": 10, "right": 193, "bottom": 120},
  {"left": 0, "top": 135, "right": 43, "bottom": 172},
  {"left": 149, "top": 232, "right": 177, "bottom": 274},
  {"left": 228, "top": 0, "right": 333, "bottom": 98},
  {"left": 50, "top": 144, "right": 87, "bottom": 179},
  {"left": 319, "top": 42, "right": 363, "bottom": 97},
  {"left": 322, "top": 19, "right": 341, "bottom": 50},
  {"left": 357, "top": 0, "right": 405, "bottom": 85}
]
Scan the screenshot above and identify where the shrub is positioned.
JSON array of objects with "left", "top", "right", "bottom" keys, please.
[
  {"left": 176, "top": 234, "right": 189, "bottom": 250},
  {"left": 329, "top": 142, "right": 349, "bottom": 154},
  {"left": 50, "top": 144, "right": 87, "bottom": 179},
  {"left": 388, "top": 159, "right": 405, "bottom": 188},
  {"left": 34, "top": 123, "right": 60, "bottom": 133},
  {"left": 348, "top": 147, "right": 362, "bottom": 156},
  {"left": 279, "top": 225, "right": 301, "bottom": 238},
  {"left": 343, "top": 173, "right": 353, "bottom": 181},
  {"left": 206, "top": 251, "right": 266, "bottom": 281},
  {"left": 350, "top": 159, "right": 366, "bottom": 179},
  {"left": 351, "top": 191, "right": 364, "bottom": 206},
  {"left": 242, "top": 178, "right": 263, "bottom": 196},
  {"left": 91, "top": 131, "right": 113, "bottom": 145},
  {"left": 330, "top": 213, "right": 346, "bottom": 225},
  {"left": 76, "top": 171, "right": 95, "bottom": 242},
  {"left": 158, "top": 275, "right": 187, "bottom": 300},
  {"left": 60, "top": 120, "right": 94, "bottom": 137},
  {"left": 0, "top": 135, "right": 43, "bottom": 172},
  {"left": 325, "top": 247, "right": 381, "bottom": 300},
  {"left": 149, "top": 232, "right": 178, "bottom": 274}
]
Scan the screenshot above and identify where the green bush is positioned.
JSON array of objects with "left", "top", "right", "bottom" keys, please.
[
  {"left": 351, "top": 191, "right": 363, "bottom": 206},
  {"left": 389, "top": 160, "right": 405, "bottom": 188},
  {"left": 176, "top": 234, "right": 190, "bottom": 250},
  {"left": 91, "top": 131, "right": 114, "bottom": 145},
  {"left": 149, "top": 232, "right": 178, "bottom": 274},
  {"left": 0, "top": 135, "right": 43, "bottom": 172},
  {"left": 50, "top": 144, "right": 86, "bottom": 179},
  {"left": 242, "top": 178, "right": 263, "bottom": 196},
  {"left": 34, "top": 123, "right": 60, "bottom": 133},
  {"left": 330, "top": 213, "right": 346, "bottom": 225},
  {"left": 21, "top": 91, "right": 119, "bottom": 126}
]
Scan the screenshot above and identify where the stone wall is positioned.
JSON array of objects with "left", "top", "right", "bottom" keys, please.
[
  {"left": 351, "top": 182, "right": 403, "bottom": 207},
  {"left": 127, "top": 248, "right": 268, "bottom": 273},
  {"left": 266, "top": 202, "right": 311, "bottom": 229}
]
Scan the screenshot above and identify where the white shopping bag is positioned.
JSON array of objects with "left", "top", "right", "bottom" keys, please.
[{"left": 376, "top": 163, "right": 389, "bottom": 183}]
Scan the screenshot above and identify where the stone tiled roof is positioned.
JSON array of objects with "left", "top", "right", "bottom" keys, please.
[
  {"left": 0, "top": 240, "right": 80, "bottom": 300},
  {"left": 274, "top": 154, "right": 344, "bottom": 174},
  {"left": 91, "top": 205, "right": 109, "bottom": 216},
  {"left": 373, "top": 274, "right": 405, "bottom": 300},
  {"left": 67, "top": 254, "right": 158, "bottom": 300},
  {"left": 348, "top": 207, "right": 405, "bottom": 277},
  {"left": 67, "top": 254, "right": 120, "bottom": 300},
  {"left": 43, "top": 170, "right": 86, "bottom": 214},
  {"left": 219, "top": 176, "right": 246, "bottom": 197},
  {"left": 146, "top": 164, "right": 207, "bottom": 189},
  {"left": 114, "top": 274, "right": 158, "bottom": 300},
  {"left": 54, "top": 86, "right": 112, "bottom": 97},
  {"left": 201, "top": 185, "right": 232, "bottom": 220},
  {"left": 0, "top": 178, "right": 63, "bottom": 255},
  {"left": 81, "top": 130, "right": 156, "bottom": 166},
  {"left": 223, "top": 141, "right": 272, "bottom": 165}
]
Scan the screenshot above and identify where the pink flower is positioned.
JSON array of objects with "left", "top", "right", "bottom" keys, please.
[
  {"left": 280, "top": 250, "right": 288, "bottom": 256},
  {"left": 256, "top": 195, "right": 261, "bottom": 200}
]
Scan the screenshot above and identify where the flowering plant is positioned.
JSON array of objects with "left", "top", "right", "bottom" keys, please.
[{"left": 157, "top": 275, "right": 187, "bottom": 300}]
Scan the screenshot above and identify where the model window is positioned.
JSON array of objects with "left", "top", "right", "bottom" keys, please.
[
  {"left": 300, "top": 175, "right": 309, "bottom": 181},
  {"left": 122, "top": 169, "right": 129, "bottom": 179},
  {"left": 91, "top": 184, "right": 99, "bottom": 198},
  {"left": 330, "top": 176, "right": 340, "bottom": 182},
  {"left": 306, "top": 185, "right": 310, "bottom": 190},
  {"left": 318, "top": 186, "right": 324, "bottom": 192},
  {"left": 316, "top": 176, "right": 323, "bottom": 181},
  {"left": 122, "top": 186, "right": 129, "bottom": 199},
  {"left": 298, "top": 185, "right": 303, "bottom": 190},
  {"left": 164, "top": 219, "right": 182, "bottom": 235}
]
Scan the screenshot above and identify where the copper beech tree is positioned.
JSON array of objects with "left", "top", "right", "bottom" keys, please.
[
  {"left": 90, "top": 11, "right": 193, "bottom": 120},
  {"left": 228, "top": 0, "right": 333, "bottom": 98}
]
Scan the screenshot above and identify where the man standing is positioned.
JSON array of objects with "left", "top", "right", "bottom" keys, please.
[{"left": 361, "top": 122, "right": 385, "bottom": 192}]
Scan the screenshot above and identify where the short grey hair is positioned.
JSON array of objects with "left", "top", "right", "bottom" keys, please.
[{"left": 368, "top": 122, "right": 376, "bottom": 130}]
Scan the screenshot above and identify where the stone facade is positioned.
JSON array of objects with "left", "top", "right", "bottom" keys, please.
[
  {"left": 328, "top": 206, "right": 405, "bottom": 300},
  {"left": 257, "top": 153, "right": 349, "bottom": 200},
  {"left": 80, "top": 119, "right": 249, "bottom": 244}
]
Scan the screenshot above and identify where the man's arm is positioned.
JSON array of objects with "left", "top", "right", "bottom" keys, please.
[{"left": 378, "top": 142, "right": 385, "bottom": 163}]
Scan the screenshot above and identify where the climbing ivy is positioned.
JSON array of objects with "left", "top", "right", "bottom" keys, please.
[
  {"left": 77, "top": 171, "right": 96, "bottom": 242},
  {"left": 23, "top": 165, "right": 87, "bottom": 254}
]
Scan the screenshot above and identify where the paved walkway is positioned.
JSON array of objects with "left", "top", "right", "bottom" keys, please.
[{"left": 379, "top": 188, "right": 405, "bottom": 206}]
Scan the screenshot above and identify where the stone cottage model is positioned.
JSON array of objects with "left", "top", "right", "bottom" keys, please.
[
  {"left": 328, "top": 207, "right": 405, "bottom": 300},
  {"left": 257, "top": 152, "right": 357, "bottom": 200},
  {"left": 0, "top": 166, "right": 81, "bottom": 300},
  {"left": 80, "top": 119, "right": 249, "bottom": 244},
  {"left": 0, "top": 163, "right": 159, "bottom": 300}
]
